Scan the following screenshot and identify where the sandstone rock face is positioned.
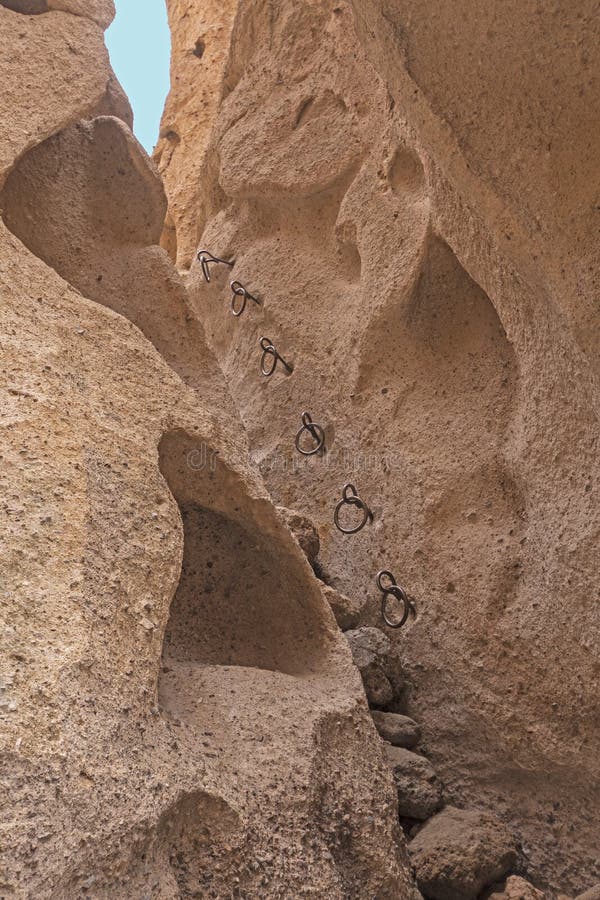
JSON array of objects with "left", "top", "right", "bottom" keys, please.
[
  {"left": 0, "top": 5, "right": 421, "bottom": 898},
  {"left": 159, "top": 0, "right": 600, "bottom": 893},
  {"left": 154, "top": 0, "right": 239, "bottom": 266},
  {"left": 410, "top": 806, "right": 517, "bottom": 900}
]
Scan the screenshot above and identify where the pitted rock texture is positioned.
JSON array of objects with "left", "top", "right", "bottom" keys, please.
[
  {"left": 276, "top": 505, "right": 321, "bottom": 565},
  {"left": 410, "top": 806, "right": 517, "bottom": 900},
  {"left": 577, "top": 888, "right": 600, "bottom": 900},
  {"left": 372, "top": 711, "right": 421, "bottom": 749},
  {"left": 160, "top": 0, "right": 600, "bottom": 893},
  {"left": 322, "top": 582, "right": 364, "bottom": 631},
  {"left": 345, "top": 626, "right": 404, "bottom": 708},
  {"left": 0, "top": 5, "right": 421, "bottom": 898},
  {"left": 486, "top": 876, "right": 548, "bottom": 900},
  {"left": 154, "top": 0, "right": 239, "bottom": 266},
  {"left": 384, "top": 745, "right": 443, "bottom": 821}
]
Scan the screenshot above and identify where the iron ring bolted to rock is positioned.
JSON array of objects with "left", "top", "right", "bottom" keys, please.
[
  {"left": 295, "top": 411, "right": 326, "bottom": 456},
  {"left": 196, "top": 249, "right": 234, "bottom": 283},
  {"left": 259, "top": 337, "right": 293, "bottom": 377},
  {"left": 334, "top": 483, "right": 374, "bottom": 534},
  {"left": 377, "top": 570, "right": 416, "bottom": 629},
  {"left": 231, "top": 280, "right": 261, "bottom": 317}
]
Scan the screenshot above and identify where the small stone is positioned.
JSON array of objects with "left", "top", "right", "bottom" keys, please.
[
  {"left": 383, "top": 745, "right": 443, "bottom": 820},
  {"left": 371, "top": 710, "right": 421, "bottom": 748},
  {"left": 140, "top": 617, "right": 155, "bottom": 632},
  {"left": 322, "top": 583, "right": 364, "bottom": 631},
  {"left": 410, "top": 806, "right": 517, "bottom": 900},
  {"left": 345, "top": 626, "right": 399, "bottom": 707},
  {"left": 576, "top": 887, "right": 600, "bottom": 900},
  {"left": 486, "top": 875, "right": 547, "bottom": 899},
  {"left": 276, "top": 506, "right": 320, "bottom": 564}
]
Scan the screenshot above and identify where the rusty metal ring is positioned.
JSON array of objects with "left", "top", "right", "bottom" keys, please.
[
  {"left": 334, "top": 483, "right": 373, "bottom": 534},
  {"left": 376, "top": 570, "right": 415, "bottom": 629},
  {"left": 295, "top": 411, "right": 325, "bottom": 456},
  {"left": 196, "top": 250, "right": 234, "bottom": 283},
  {"left": 259, "top": 337, "right": 293, "bottom": 377},
  {"left": 231, "top": 280, "right": 260, "bottom": 317}
]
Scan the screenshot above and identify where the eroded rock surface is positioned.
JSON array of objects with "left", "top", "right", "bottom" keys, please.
[
  {"left": 158, "top": 0, "right": 600, "bottom": 893},
  {"left": 346, "top": 626, "right": 404, "bottom": 708},
  {"left": 0, "top": 4, "right": 421, "bottom": 898},
  {"left": 154, "top": 0, "right": 239, "bottom": 265},
  {"left": 372, "top": 711, "right": 421, "bottom": 749},
  {"left": 486, "top": 876, "right": 548, "bottom": 900},
  {"left": 384, "top": 746, "right": 443, "bottom": 821},
  {"left": 410, "top": 806, "right": 517, "bottom": 900}
]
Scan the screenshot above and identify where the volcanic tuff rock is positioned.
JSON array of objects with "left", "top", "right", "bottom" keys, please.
[
  {"left": 371, "top": 711, "right": 421, "bottom": 749},
  {"left": 158, "top": 0, "right": 600, "bottom": 893},
  {"left": 154, "top": 0, "right": 239, "bottom": 266},
  {"left": 486, "top": 876, "right": 548, "bottom": 900},
  {"left": 0, "top": 2, "right": 420, "bottom": 897},
  {"left": 2, "top": 0, "right": 599, "bottom": 895},
  {"left": 410, "top": 806, "right": 518, "bottom": 900},
  {"left": 345, "top": 626, "right": 404, "bottom": 707},
  {"left": 576, "top": 888, "right": 600, "bottom": 900},
  {"left": 384, "top": 745, "right": 444, "bottom": 821}
]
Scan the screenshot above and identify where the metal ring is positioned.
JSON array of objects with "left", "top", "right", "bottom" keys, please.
[
  {"left": 259, "top": 337, "right": 293, "bottom": 377},
  {"left": 295, "top": 412, "right": 325, "bottom": 456},
  {"left": 376, "top": 570, "right": 415, "bottom": 629},
  {"left": 196, "top": 250, "right": 234, "bottom": 283},
  {"left": 334, "top": 483, "right": 373, "bottom": 534},
  {"left": 231, "top": 280, "right": 260, "bottom": 317}
]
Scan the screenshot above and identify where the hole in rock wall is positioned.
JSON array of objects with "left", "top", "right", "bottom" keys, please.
[
  {"left": 388, "top": 144, "right": 426, "bottom": 196},
  {"left": 358, "top": 235, "right": 517, "bottom": 451},
  {"left": 153, "top": 792, "right": 242, "bottom": 897},
  {"left": 0, "top": 0, "right": 47, "bottom": 11},
  {"left": 157, "top": 429, "right": 326, "bottom": 685}
]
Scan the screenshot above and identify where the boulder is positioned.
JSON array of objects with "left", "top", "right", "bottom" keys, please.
[
  {"left": 345, "top": 626, "right": 402, "bottom": 707},
  {"left": 276, "top": 506, "right": 320, "bottom": 565},
  {"left": 410, "top": 806, "right": 517, "bottom": 900},
  {"left": 486, "top": 875, "right": 547, "bottom": 899},
  {"left": 371, "top": 711, "right": 421, "bottom": 749},
  {"left": 322, "top": 583, "right": 364, "bottom": 631},
  {"left": 383, "top": 745, "right": 443, "bottom": 820}
]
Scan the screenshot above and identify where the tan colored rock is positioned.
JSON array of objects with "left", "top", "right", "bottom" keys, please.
[
  {"left": 372, "top": 711, "right": 421, "bottom": 749},
  {"left": 345, "top": 626, "right": 404, "bottom": 707},
  {"left": 276, "top": 505, "right": 320, "bottom": 564},
  {"left": 0, "top": 4, "right": 116, "bottom": 180},
  {"left": 48, "top": 0, "right": 115, "bottom": 27},
  {"left": 384, "top": 746, "right": 443, "bottom": 821},
  {"left": 410, "top": 806, "right": 517, "bottom": 900},
  {"left": 0, "top": 9, "right": 422, "bottom": 898},
  {"left": 576, "top": 887, "right": 600, "bottom": 900},
  {"left": 154, "top": 0, "right": 239, "bottom": 266},
  {"left": 161, "top": 0, "right": 600, "bottom": 892},
  {"left": 322, "top": 582, "right": 364, "bottom": 631},
  {"left": 486, "top": 876, "right": 547, "bottom": 899}
]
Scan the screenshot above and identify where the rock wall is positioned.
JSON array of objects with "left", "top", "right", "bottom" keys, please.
[
  {"left": 0, "top": 3, "right": 420, "bottom": 897},
  {"left": 154, "top": 0, "right": 239, "bottom": 267},
  {"left": 158, "top": 0, "right": 600, "bottom": 895}
]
